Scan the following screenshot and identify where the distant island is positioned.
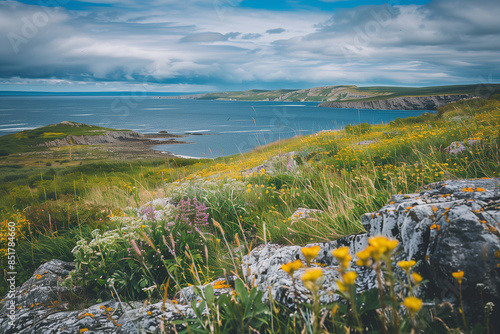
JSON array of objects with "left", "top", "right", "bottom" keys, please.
[{"left": 157, "top": 84, "right": 500, "bottom": 110}]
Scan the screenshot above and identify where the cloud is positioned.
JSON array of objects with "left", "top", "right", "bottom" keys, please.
[
  {"left": 266, "top": 28, "right": 286, "bottom": 34},
  {"left": 241, "top": 33, "right": 262, "bottom": 40},
  {"left": 0, "top": 0, "right": 499, "bottom": 92}
]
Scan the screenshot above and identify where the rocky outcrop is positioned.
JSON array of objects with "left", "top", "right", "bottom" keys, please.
[
  {"left": 0, "top": 260, "right": 194, "bottom": 333},
  {"left": 242, "top": 178, "right": 500, "bottom": 317},
  {"left": 319, "top": 94, "right": 475, "bottom": 110},
  {"left": 38, "top": 131, "right": 144, "bottom": 147}
]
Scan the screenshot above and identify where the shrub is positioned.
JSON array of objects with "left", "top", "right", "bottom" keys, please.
[
  {"left": 69, "top": 197, "right": 213, "bottom": 300},
  {"left": 165, "top": 178, "right": 247, "bottom": 241}
]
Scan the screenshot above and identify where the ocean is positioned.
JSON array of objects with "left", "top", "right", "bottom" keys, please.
[{"left": 0, "top": 95, "right": 429, "bottom": 158}]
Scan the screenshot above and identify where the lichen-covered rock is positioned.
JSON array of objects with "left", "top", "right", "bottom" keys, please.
[
  {"left": 355, "top": 140, "right": 379, "bottom": 146},
  {"left": 175, "top": 277, "right": 235, "bottom": 304},
  {"left": 445, "top": 141, "right": 467, "bottom": 154},
  {"left": 445, "top": 139, "right": 481, "bottom": 154},
  {"left": 0, "top": 260, "right": 193, "bottom": 333},
  {"left": 242, "top": 178, "right": 500, "bottom": 316},
  {"left": 241, "top": 151, "right": 298, "bottom": 175},
  {"left": 290, "top": 208, "right": 323, "bottom": 221}
]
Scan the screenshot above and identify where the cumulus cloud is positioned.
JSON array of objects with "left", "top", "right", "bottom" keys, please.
[{"left": 0, "top": 0, "right": 499, "bottom": 91}]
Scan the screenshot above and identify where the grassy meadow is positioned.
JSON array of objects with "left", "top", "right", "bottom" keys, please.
[{"left": 1, "top": 97, "right": 500, "bottom": 332}]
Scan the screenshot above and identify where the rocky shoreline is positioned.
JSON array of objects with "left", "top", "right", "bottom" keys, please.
[{"left": 319, "top": 94, "right": 476, "bottom": 110}]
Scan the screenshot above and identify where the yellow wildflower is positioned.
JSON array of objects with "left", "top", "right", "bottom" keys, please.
[
  {"left": 301, "top": 268, "right": 323, "bottom": 292},
  {"left": 368, "top": 236, "right": 398, "bottom": 260},
  {"left": 355, "top": 247, "right": 373, "bottom": 267},
  {"left": 404, "top": 296, "right": 423, "bottom": 315},
  {"left": 342, "top": 271, "right": 358, "bottom": 285},
  {"left": 412, "top": 272, "right": 423, "bottom": 284},
  {"left": 452, "top": 270, "right": 464, "bottom": 284},
  {"left": 337, "top": 271, "right": 358, "bottom": 292},
  {"left": 332, "top": 246, "right": 351, "bottom": 268},
  {"left": 281, "top": 259, "right": 303, "bottom": 277},
  {"left": 397, "top": 260, "right": 416, "bottom": 271},
  {"left": 302, "top": 245, "right": 321, "bottom": 267}
]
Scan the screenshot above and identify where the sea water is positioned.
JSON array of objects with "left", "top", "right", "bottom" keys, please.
[{"left": 0, "top": 96, "right": 429, "bottom": 158}]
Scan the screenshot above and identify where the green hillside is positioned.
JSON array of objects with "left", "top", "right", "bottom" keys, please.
[
  {"left": 182, "top": 84, "right": 500, "bottom": 102},
  {"left": 0, "top": 121, "right": 128, "bottom": 156}
]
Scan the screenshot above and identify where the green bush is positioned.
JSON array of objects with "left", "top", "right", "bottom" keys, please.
[
  {"left": 165, "top": 178, "right": 247, "bottom": 241},
  {"left": 69, "top": 197, "right": 212, "bottom": 300}
]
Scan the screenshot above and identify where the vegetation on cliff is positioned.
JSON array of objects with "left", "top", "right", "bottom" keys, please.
[{"left": 168, "top": 83, "right": 500, "bottom": 103}]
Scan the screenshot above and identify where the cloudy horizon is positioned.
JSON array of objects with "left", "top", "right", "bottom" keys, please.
[{"left": 0, "top": 0, "right": 499, "bottom": 92}]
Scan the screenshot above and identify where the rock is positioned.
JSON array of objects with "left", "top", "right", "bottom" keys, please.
[
  {"left": 355, "top": 140, "right": 379, "bottom": 146},
  {"left": 119, "top": 301, "right": 194, "bottom": 333},
  {"left": 319, "top": 94, "right": 475, "bottom": 110},
  {"left": 467, "top": 139, "right": 481, "bottom": 146},
  {"left": 175, "top": 277, "right": 235, "bottom": 305},
  {"left": 445, "top": 139, "right": 481, "bottom": 154},
  {"left": 38, "top": 131, "right": 145, "bottom": 147},
  {"left": 290, "top": 208, "right": 323, "bottom": 221},
  {"left": 241, "top": 152, "right": 298, "bottom": 175},
  {"left": 242, "top": 178, "right": 500, "bottom": 319},
  {"left": 445, "top": 141, "right": 466, "bottom": 154},
  {"left": 0, "top": 260, "right": 194, "bottom": 333}
]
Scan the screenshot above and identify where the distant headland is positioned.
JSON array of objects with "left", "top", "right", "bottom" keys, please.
[{"left": 155, "top": 83, "right": 500, "bottom": 110}]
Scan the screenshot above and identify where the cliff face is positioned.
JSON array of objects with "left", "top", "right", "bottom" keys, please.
[
  {"left": 319, "top": 94, "right": 475, "bottom": 110},
  {"left": 38, "top": 131, "right": 143, "bottom": 147}
]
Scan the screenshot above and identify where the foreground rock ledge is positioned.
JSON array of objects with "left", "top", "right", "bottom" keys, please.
[
  {"left": 1, "top": 178, "right": 499, "bottom": 333},
  {"left": 243, "top": 178, "right": 500, "bottom": 317}
]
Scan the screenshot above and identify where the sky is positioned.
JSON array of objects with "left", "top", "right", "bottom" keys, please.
[{"left": 0, "top": 0, "right": 499, "bottom": 92}]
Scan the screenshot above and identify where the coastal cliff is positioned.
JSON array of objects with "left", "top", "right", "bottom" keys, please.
[{"left": 319, "top": 94, "right": 475, "bottom": 110}]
